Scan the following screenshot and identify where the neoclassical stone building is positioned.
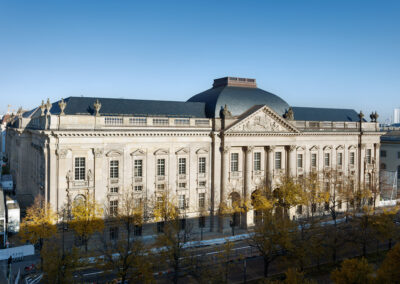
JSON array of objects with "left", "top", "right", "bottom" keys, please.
[{"left": 6, "top": 77, "right": 382, "bottom": 233}]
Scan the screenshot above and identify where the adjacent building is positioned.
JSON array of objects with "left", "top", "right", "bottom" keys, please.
[{"left": 5, "top": 77, "right": 382, "bottom": 233}]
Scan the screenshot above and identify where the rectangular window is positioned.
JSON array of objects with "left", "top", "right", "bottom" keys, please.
[
  {"left": 398, "top": 152, "right": 400, "bottom": 159},
  {"left": 311, "top": 153, "right": 317, "bottom": 168},
  {"left": 324, "top": 153, "right": 330, "bottom": 167},
  {"left": 134, "top": 185, "right": 142, "bottom": 192},
  {"left": 178, "top": 182, "right": 186, "bottom": 189},
  {"left": 297, "top": 154, "right": 303, "bottom": 168},
  {"left": 178, "top": 158, "right": 186, "bottom": 175},
  {"left": 380, "top": 150, "right": 386, "bottom": 158},
  {"left": 134, "top": 160, "right": 143, "bottom": 177},
  {"left": 134, "top": 225, "right": 142, "bottom": 236},
  {"left": 231, "top": 153, "right": 239, "bottom": 172},
  {"left": 110, "top": 200, "right": 118, "bottom": 216},
  {"left": 105, "top": 117, "right": 123, "bottom": 125},
  {"left": 157, "top": 159, "right": 165, "bottom": 176},
  {"left": 174, "top": 119, "right": 190, "bottom": 126},
  {"left": 195, "top": 119, "right": 209, "bottom": 126},
  {"left": 157, "top": 221, "right": 164, "bottom": 233},
  {"left": 366, "top": 149, "right": 372, "bottom": 164},
  {"left": 350, "top": 152, "right": 355, "bottom": 165},
  {"left": 129, "top": 117, "right": 147, "bottom": 126},
  {"left": 157, "top": 184, "right": 165, "bottom": 191},
  {"left": 198, "top": 157, "right": 206, "bottom": 174},
  {"left": 199, "top": 216, "right": 206, "bottom": 228},
  {"left": 324, "top": 182, "right": 330, "bottom": 191},
  {"left": 198, "top": 181, "right": 206, "bottom": 187},
  {"left": 110, "top": 160, "right": 119, "bottom": 179},
  {"left": 74, "top": 157, "right": 86, "bottom": 180},
  {"left": 254, "top": 152, "right": 261, "bottom": 171},
  {"left": 324, "top": 202, "right": 329, "bottom": 211},
  {"left": 179, "top": 195, "right": 186, "bottom": 210},
  {"left": 109, "top": 227, "right": 119, "bottom": 241},
  {"left": 338, "top": 200, "right": 342, "bottom": 209},
  {"left": 311, "top": 203, "right": 317, "bottom": 213},
  {"left": 275, "top": 152, "right": 282, "bottom": 170},
  {"left": 180, "top": 219, "right": 186, "bottom": 231},
  {"left": 337, "top": 153, "right": 343, "bottom": 166},
  {"left": 153, "top": 118, "right": 169, "bottom": 126},
  {"left": 134, "top": 198, "right": 142, "bottom": 209},
  {"left": 297, "top": 205, "right": 303, "bottom": 215},
  {"left": 110, "top": 186, "right": 119, "bottom": 193},
  {"left": 199, "top": 193, "right": 205, "bottom": 208}
]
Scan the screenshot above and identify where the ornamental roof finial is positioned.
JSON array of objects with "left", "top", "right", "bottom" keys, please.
[
  {"left": 45, "top": 98, "right": 52, "bottom": 115},
  {"left": 58, "top": 98, "right": 67, "bottom": 115},
  {"left": 40, "top": 100, "right": 46, "bottom": 116},
  {"left": 94, "top": 99, "right": 101, "bottom": 116}
]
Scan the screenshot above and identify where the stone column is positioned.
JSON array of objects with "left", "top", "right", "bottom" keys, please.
[
  {"left": 93, "top": 148, "right": 104, "bottom": 203},
  {"left": 243, "top": 146, "right": 254, "bottom": 228},
  {"left": 221, "top": 146, "right": 230, "bottom": 204},
  {"left": 267, "top": 146, "right": 275, "bottom": 188},
  {"left": 219, "top": 146, "right": 230, "bottom": 232},
  {"left": 287, "top": 145, "right": 296, "bottom": 178}
]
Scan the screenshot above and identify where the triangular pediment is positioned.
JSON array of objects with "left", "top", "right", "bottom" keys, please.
[
  {"left": 131, "top": 149, "right": 146, "bottom": 156},
  {"left": 175, "top": 148, "right": 189, "bottom": 155},
  {"left": 225, "top": 105, "right": 299, "bottom": 134}
]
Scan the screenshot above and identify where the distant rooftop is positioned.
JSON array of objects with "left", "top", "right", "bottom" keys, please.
[{"left": 213, "top": 77, "right": 257, "bottom": 88}]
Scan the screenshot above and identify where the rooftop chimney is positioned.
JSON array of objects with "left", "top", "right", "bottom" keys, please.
[{"left": 213, "top": 77, "right": 257, "bottom": 88}]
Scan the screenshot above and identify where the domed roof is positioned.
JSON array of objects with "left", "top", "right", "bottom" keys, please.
[{"left": 187, "top": 77, "right": 290, "bottom": 118}]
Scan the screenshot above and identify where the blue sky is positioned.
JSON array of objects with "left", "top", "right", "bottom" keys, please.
[{"left": 0, "top": 0, "right": 399, "bottom": 122}]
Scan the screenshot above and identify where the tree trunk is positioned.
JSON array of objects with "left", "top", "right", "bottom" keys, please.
[
  {"left": 263, "top": 257, "right": 270, "bottom": 278},
  {"left": 362, "top": 242, "right": 366, "bottom": 257}
]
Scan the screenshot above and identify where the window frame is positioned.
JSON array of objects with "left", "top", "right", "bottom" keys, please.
[
  {"left": 74, "top": 157, "right": 86, "bottom": 181},
  {"left": 275, "top": 152, "right": 282, "bottom": 170},
  {"left": 178, "top": 157, "right": 187, "bottom": 175},
  {"left": 324, "top": 153, "right": 330, "bottom": 167},
  {"left": 230, "top": 153, "right": 239, "bottom": 172},
  {"left": 109, "top": 160, "right": 119, "bottom": 179},
  {"left": 297, "top": 153, "right": 303, "bottom": 169},
  {"left": 198, "top": 157, "right": 206, "bottom": 174},
  {"left": 254, "top": 152, "right": 261, "bottom": 171},
  {"left": 134, "top": 159, "right": 143, "bottom": 177},
  {"left": 157, "top": 158, "right": 166, "bottom": 176}
]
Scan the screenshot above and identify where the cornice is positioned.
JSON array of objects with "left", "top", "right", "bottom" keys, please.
[{"left": 51, "top": 130, "right": 212, "bottom": 138}]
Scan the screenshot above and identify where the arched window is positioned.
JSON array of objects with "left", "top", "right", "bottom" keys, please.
[
  {"left": 366, "top": 173, "right": 371, "bottom": 189},
  {"left": 381, "top": 163, "right": 386, "bottom": 170},
  {"left": 73, "top": 194, "right": 86, "bottom": 207}
]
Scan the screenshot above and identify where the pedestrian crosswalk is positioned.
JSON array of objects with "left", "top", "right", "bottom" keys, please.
[{"left": 24, "top": 273, "right": 42, "bottom": 284}]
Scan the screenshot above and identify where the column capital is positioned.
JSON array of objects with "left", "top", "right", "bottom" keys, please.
[
  {"left": 93, "top": 148, "right": 104, "bottom": 158},
  {"left": 246, "top": 146, "right": 254, "bottom": 153},
  {"left": 287, "top": 145, "right": 296, "bottom": 152},
  {"left": 56, "top": 148, "right": 68, "bottom": 159},
  {"left": 221, "top": 146, "right": 230, "bottom": 154},
  {"left": 268, "top": 146, "right": 276, "bottom": 153}
]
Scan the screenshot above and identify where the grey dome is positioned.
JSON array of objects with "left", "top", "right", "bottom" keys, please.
[{"left": 187, "top": 78, "right": 290, "bottom": 118}]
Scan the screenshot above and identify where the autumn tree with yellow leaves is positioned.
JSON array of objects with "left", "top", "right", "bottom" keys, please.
[
  {"left": 41, "top": 239, "right": 81, "bottom": 284},
  {"left": 69, "top": 193, "right": 104, "bottom": 253},
  {"left": 153, "top": 191, "right": 192, "bottom": 284},
  {"left": 19, "top": 195, "right": 57, "bottom": 266},
  {"left": 99, "top": 191, "right": 154, "bottom": 284}
]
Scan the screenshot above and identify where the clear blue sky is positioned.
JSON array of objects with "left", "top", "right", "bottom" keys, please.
[{"left": 0, "top": 0, "right": 399, "bottom": 122}]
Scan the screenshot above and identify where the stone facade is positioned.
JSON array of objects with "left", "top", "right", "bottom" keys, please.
[{"left": 5, "top": 77, "right": 382, "bottom": 233}]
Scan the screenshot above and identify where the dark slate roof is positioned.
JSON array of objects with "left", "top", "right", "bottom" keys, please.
[
  {"left": 30, "top": 97, "right": 208, "bottom": 118},
  {"left": 187, "top": 86, "right": 290, "bottom": 118},
  {"left": 381, "top": 131, "right": 400, "bottom": 142},
  {"left": 292, "top": 107, "right": 361, "bottom": 122}
]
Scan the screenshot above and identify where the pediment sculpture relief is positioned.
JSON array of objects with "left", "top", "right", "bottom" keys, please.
[{"left": 240, "top": 113, "right": 286, "bottom": 132}]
